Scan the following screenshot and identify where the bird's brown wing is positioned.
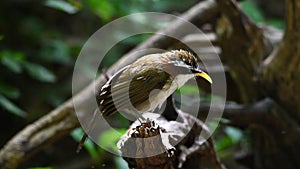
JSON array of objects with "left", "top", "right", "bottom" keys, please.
[
  {"left": 96, "top": 66, "right": 129, "bottom": 116},
  {"left": 98, "top": 68, "right": 171, "bottom": 117}
]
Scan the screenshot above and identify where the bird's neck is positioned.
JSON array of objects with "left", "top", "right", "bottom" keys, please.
[
  {"left": 172, "top": 74, "right": 194, "bottom": 90},
  {"left": 149, "top": 74, "right": 193, "bottom": 111}
]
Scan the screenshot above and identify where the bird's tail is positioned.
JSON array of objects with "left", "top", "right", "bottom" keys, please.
[{"left": 76, "top": 108, "right": 100, "bottom": 153}]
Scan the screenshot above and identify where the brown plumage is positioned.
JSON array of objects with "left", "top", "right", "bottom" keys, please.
[{"left": 96, "top": 50, "right": 212, "bottom": 117}]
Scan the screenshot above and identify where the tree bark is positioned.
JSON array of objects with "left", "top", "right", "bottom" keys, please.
[
  {"left": 262, "top": 0, "right": 300, "bottom": 120},
  {"left": 118, "top": 111, "right": 225, "bottom": 169},
  {"left": 216, "top": 0, "right": 266, "bottom": 103},
  {"left": 215, "top": 0, "right": 300, "bottom": 169}
]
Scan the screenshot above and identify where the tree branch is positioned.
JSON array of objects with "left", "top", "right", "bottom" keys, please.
[
  {"left": 171, "top": 96, "right": 289, "bottom": 131},
  {"left": 196, "top": 98, "right": 286, "bottom": 128}
]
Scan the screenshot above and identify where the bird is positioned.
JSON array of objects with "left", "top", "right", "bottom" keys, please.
[
  {"left": 96, "top": 49, "right": 212, "bottom": 119},
  {"left": 77, "top": 49, "right": 212, "bottom": 153}
]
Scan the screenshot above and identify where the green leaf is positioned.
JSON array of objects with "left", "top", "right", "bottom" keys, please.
[
  {"left": 224, "top": 126, "right": 243, "bottom": 143},
  {"left": 0, "top": 94, "right": 26, "bottom": 117},
  {"left": 176, "top": 84, "right": 201, "bottom": 95},
  {"left": 0, "top": 83, "right": 20, "bottom": 99},
  {"left": 87, "top": 0, "right": 115, "bottom": 21},
  {"left": 215, "top": 127, "right": 243, "bottom": 151},
  {"left": 240, "top": 0, "right": 265, "bottom": 23},
  {"left": 215, "top": 135, "right": 233, "bottom": 151},
  {"left": 45, "top": 0, "right": 79, "bottom": 14},
  {"left": 115, "top": 156, "right": 129, "bottom": 169},
  {"left": 40, "top": 39, "right": 71, "bottom": 64},
  {"left": 0, "top": 51, "right": 25, "bottom": 73},
  {"left": 23, "top": 62, "right": 56, "bottom": 82},
  {"left": 98, "top": 128, "right": 126, "bottom": 153},
  {"left": 266, "top": 19, "right": 285, "bottom": 30},
  {"left": 71, "top": 128, "right": 100, "bottom": 160}
]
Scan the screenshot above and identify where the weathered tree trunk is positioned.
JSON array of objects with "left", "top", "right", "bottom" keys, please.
[
  {"left": 216, "top": 0, "right": 265, "bottom": 103},
  {"left": 216, "top": 0, "right": 300, "bottom": 169},
  {"left": 255, "top": 1, "right": 300, "bottom": 168},
  {"left": 262, "top": 0, "right": 300, "bottom": 119}
]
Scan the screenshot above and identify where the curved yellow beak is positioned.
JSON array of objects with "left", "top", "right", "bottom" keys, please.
[{"left": 194, "top": 71, "right": 212, "bottom": 84}]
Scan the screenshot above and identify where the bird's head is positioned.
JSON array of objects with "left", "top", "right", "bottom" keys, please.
[{"left": 165, "top": 50, "right": 212, "bottom": 85}]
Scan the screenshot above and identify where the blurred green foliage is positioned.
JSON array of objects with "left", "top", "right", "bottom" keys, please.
[
  {"left": 0, "top": 0, "right": 199, "bottom": 119},
  {"left": 45, "top": 0, "right": 81, "bottom": 14},
  {"left": 241, "top": 0, "right": 284, "bottom": 29},
  {"left": 0, "top": 49, "right": 57, "bottom": 117},
  {"left": 98, "top": 128, "right": 127, "bottom": 153},
  {"left": 216, "top": 126, "right": 243, "bottom": 151}
]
